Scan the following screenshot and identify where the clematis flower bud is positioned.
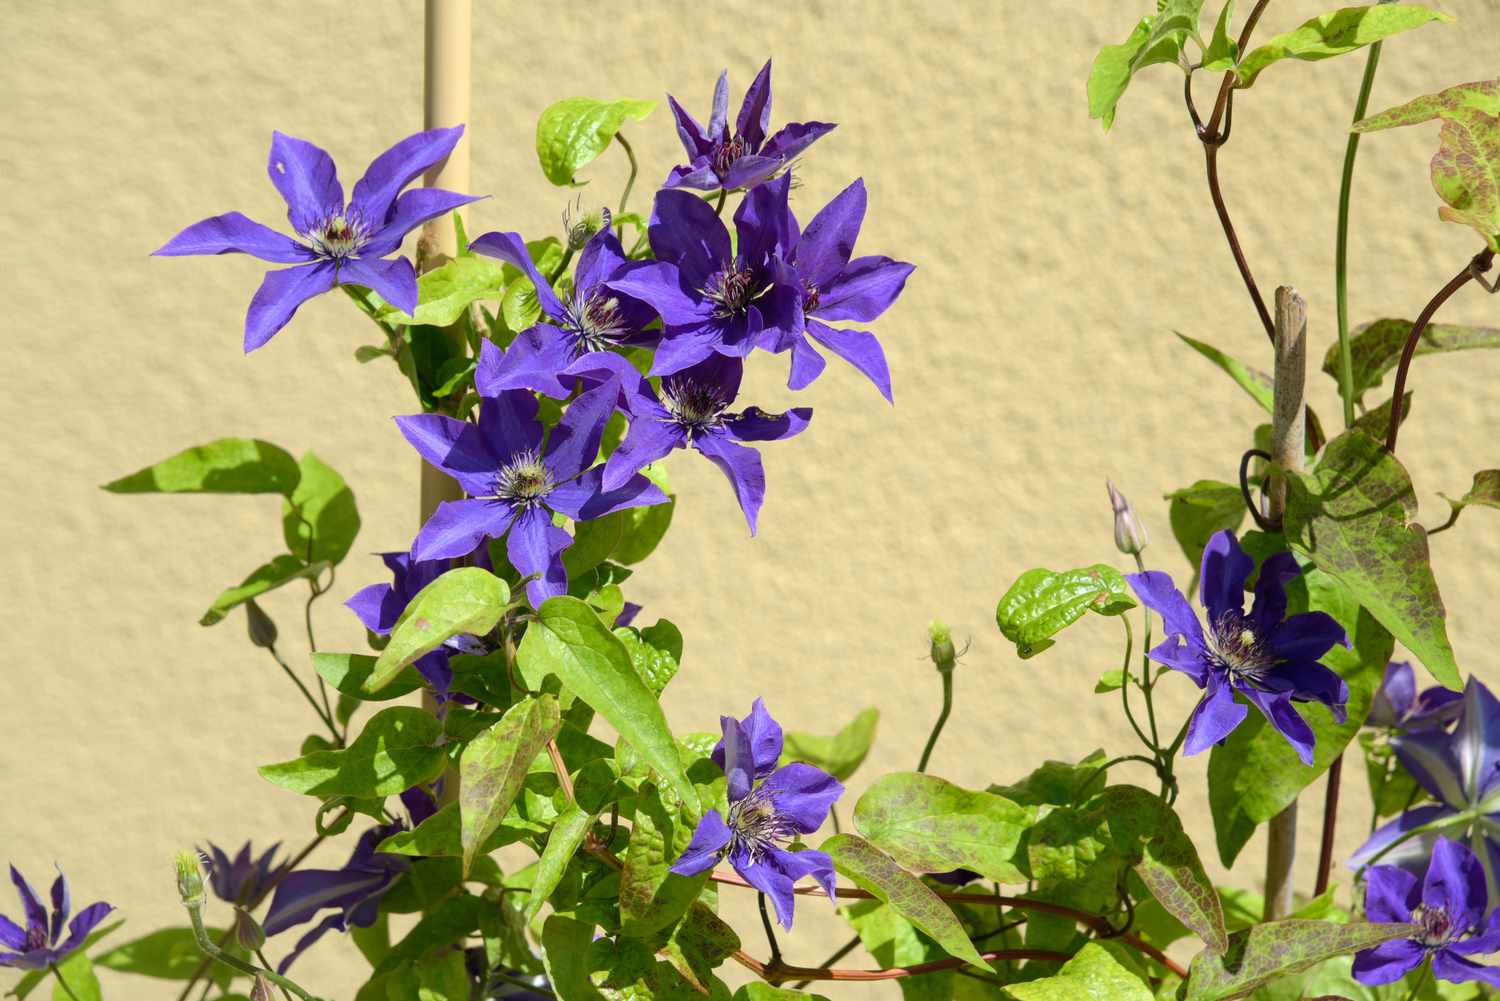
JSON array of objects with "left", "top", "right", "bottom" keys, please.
[
  {"left": 250, "top": 972, "right": 274, "bottom": 1001},
  {"left": 233, "top": 907, "right": 266, "bottom": 952},
  {"left": 564, "top": 201, "right": 610, "bottom": 252},
  {"left": 175, "top": 850, "right": 206, "bottom": 909},
  {"left": 928, "top": 621, "right": 957, "bottom": 673},
  {"left": 245, "top": 600, "right": 278, "bottom": 649},
  {"left": 1106, "top": 480, "right": 1149, "bottom": 556}
]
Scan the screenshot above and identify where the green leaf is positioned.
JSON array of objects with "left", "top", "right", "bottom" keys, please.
[
  {"left": 1176, "top": 333, "right": 1274, "bottom": 412},
  {"left": 200, "top": 554, "right": 329, "bottom": 626},
  {"left": 735, "top": 986, "right": 832, "bottom": 1001},
  {"left": 1209, "top": 551, "right": 1392, "bottom": 865},
  {"left": 370, "top": 567, "right": 510, "bottom": 692},
  {"left": 1284, "top": 429, "right": 1459, "bottom": 689},
  {"left": 1235, "top": 5, "right": 1450, "bottom": 87},
  {"left": 536, "top": 96, "right": 656, "bottom": 186},
  {"left": 996, "top": 564, "right": 1136, "bottom": 658},
  {"left": 613, "top": 494, "right": 676, "bottom": 565},
  {"left": 659, "top": 903, "right": 741, "bottom": 996},
  {"left": 1351, "top": 392, "right": 1413, "bottom": 441},
  {"left": 992, "top": 750, "right": 1110, "bottom": 808},
  {"left": 1167, "top": 480, "right": 1247, "bottom": 585},
  {"left": 781, "top": 707, "right": 880, "bottom": 781},
  {"left": 281, "top": 451, "right": 359, "bottom": 566},
  {"left": 460, "top": 694, "right": 562, "bottom": 875},
  {"left": 822, "top": 832, "right": 985, "bottom": 967},
  {"left": 1087, "top": 1, "right": 1207, "bottom": 131},
  {"left": 103, "top": 437, "right": 299, "bottom": 495},
  {"left": 562, "top": 511, "right": 625, "bottom": 579},
  {"left": 1007, "top": 942, "right": 1154, "bottom": 1001},
  {"left": 1182, "top": 920, "right": 1413, "bottom": 1000},
  {"left": 853, "top": 772, "right": 1033, "bottom": 884},
  {"left": 48, "top": 953, "right": 101, "bottom": 1001},
  {"left": 619, "top": 781, "right": 704, "bottom": 937},
  {"left": 314, "top": 652, "right": 427, "bottom": 702},
  {"left": 1095, "top": 669, "right": 1127, "bottom": 693},
  {"left": 525, "top": 803, "right": 596, "bottom": 924},
  {"left": 95, "top": 926, "right": 231, "bottom": 984},
  {"left": 259, "top": 705, "right": 446, "bottom": 798},
  {"left": 377, "top": 255, "right": 507, "bottom": 327},
  {"left": 1356, "top": 79, "right": 1500, "bottom": 132},
  {"left": 376, "top": 800, "right": 538, "bottom": 858},
  {"left": 542, "top": 915, "right": 608, "bottom": 1001},
  {"left": 1440, "top": 469, "right": 1500, "bottom": 525},
  {"left": 1319, "top": 317, "right": 1500, "bottom": 405},
  {"left": 1027, "top": 785, "right": 1164, "bottom": 912},
  {"left": 518, "top": 596, "right": 696, "bottom": 811},
  {"left": 614, "top": 619, "right": 683, "bottom": 697},
  {"left": 1203, "top": 1, "right": 1239, "bottom": 71},
  {"left": 1135, "top": 801, "right": 1227, "bottom": 954}
]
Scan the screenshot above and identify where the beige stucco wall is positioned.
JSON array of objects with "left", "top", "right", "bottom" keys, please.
[{"left": 4, "top": 2, "right": 1499, "bottom": 997}]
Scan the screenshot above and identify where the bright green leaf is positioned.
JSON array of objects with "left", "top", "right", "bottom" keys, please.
[
  {"left": 259, "top": 705, "right": 445, "bottom": 798},
  {"left": 1203, "top": 1, "right": 1239, "bottom": 71},
  {"left": 371, "top": 567, "right": 510, "bottom": 692},
  {"left": 536, "top": 97, "right": 656, "bottom": 187},
  {"left": 103, "top": 438, "right": 299, "bottom": 495},
  {"left": 1440, "top": 469, "right": 1500, "bottom": 527},
  {"left": 95, "top": 926, "right": 232, "bottom": 985},
  {"left": 619, "top": 781, "right": 704, "bottom": 938},
  {"left": 996, "top": 564, "right": 1136, "bottom": 658},
  {"left": 377, "top": 255, "right": 507, "bottom": 327},
  {"left": 614, "top": 619, "right": 683, "bottom": 697},
  {"left": 1095, "top": 669, "right": 1127, "bottom": 693},
  {"left": 281, "top": 451, "right": 359, "bottom": 566},
  {"left": 1007, "top": 942, "right": 1154, "bottom": 1001},
  {"left": 1182, "top": 919, "right": 1413, "bottom": 1000},
  {"left": 200, "top": 555, "right": 329, "bottom": 626},
  {"left": 48, "top": 953, "right": 101, "bottom": 1001},
  {"left": 460, "top": 694, "right": 561, "bottom": 875},
  {"left": 781, "top": 707, "right": 880, "bottom": 781},
  {"left": 314, "top": 652, "right": 427, "bottom": 702},
  {"left": 854, "top": 772, "right": 1033, "bottom": 884},
  {"left": 735, "top": 985, "right": 832, "bottom": 1001},
  {"left": 1236, "top": 5, "right": 1450, "bottom": 87},
  {"left": 1087, "top": 2, "right": 1207, "bottom": 131},
  {"left": 1319, "top": 318, "right": 1500, "bottom": 406},
  {"left": 542, "top": 915, "right": 608, "bottom": 1001},
  {"left": 524, "top": 803, "right": 596, "bottom": 924},
  {"left": 1176, "top": 333, "right": 1274, "bottom": 412}
]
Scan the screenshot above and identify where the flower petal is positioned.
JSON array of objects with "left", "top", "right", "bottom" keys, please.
[
  {"left": 712, "top": 698, "right": 784, "bottom": 779},
  {"left": 734, "top": 850, "right": 798, "bottom": 929},
  {"left": 1266, "top": 611, "right": 1348, "bottom": 662},
  {"left": 0, "top": 914, "right": 25, "bottom": 951},
  {"left": 718, "top": 716, "right": 755, "bottom": 802},
  {"left": 544, "top": 382, "right": 616, "bottom": 481},
  {"left": 1350, "top": 937, "right": 1425, "bottom": 986},
  {"left": 736, "top": 59, "right": 773, "bottom": 150},
  {"left": 349, "top": 125, "right": 466, "bottom": 225},
  {"left": 708, "top": 70, "right": 730, "bottom": 141},
  {"left": 359, "top": 188, "right": 485, "bottom": 258},
  {"left": 478, "top": 388, "right": 545, "bottom": 463},
  {"left": 1274, "top": 659, "right": 1349, "bottom": 720},
  {"left": 1249, "top": 550, "right": 1302, "bottom": 634},
  {"left": 48, "top": 870, "right": 69, "bottom": 945},
  {"left": 468, "top": 230, "right": 566, "bottom": 319},
  {"left": 338, "top": 256, "right": 417, "bottom": 317},
  {"left": 1199, "top": 530, "right": 1252, "bottom": 624},
  {"left": 275, "top": 912, "right": 345, "bottom": 973},
  {"left": 1182, "top": 678, "right": 1248, "bottom": 757},
  {"left": 694, "top": 432, "right": 766, "bottom": 535},
  {"left": 393, "top": 412, "right": 496, "bottom": 497},
  {"left": 475, "top": 325, "right": 574, "bottom": 400},
  {"left": 767, "top": 847, "right": 838, "bottom": 904},
  {"left": 602, "top": 417, "right": 684, "bottom": 493},
  {"left": 1453, "top": 678, "right": 1500, "bottom": 804},
  {"left": 669, "top": 811, "right": 732, "bottom": 876},
  {"left": 724, "top": 407, "right": 812, "bottom": 444},
  {"left": 1348, "top": 804, "right": 1456, "bottom": 871},
  {"left": 1370, "top": 661, "right": 1416, "bottom": 728},
  {"left": 574, "top": 229, "right": 632, "bottom": 292},
  {"left": 1433, "top": 949, "right": 1500, "bottom": 988},
  {"left": 1362, "top": 864, "right": 1419, "bottom": 923},
  {"left": 759, "top": 762, "right": 842, "bottom": 834},
  {"left": 54, "top": 903, "right": 113, "bottom": 958},
  {"left": 549, "top": 467, "right": 668, "bottom": 521},
  {"left": 649, "top": 190, "right": 731, "bottom": 290},
  {"left": 263, "top": 868, "right": 388, "bottom": 936},
  {"left": 244, "top": 261, "right": 338, "bottom": 352},
  {"left": 1393, "top": 729, "right": 1469, "bottom": 809},
  {"left": 1449, "top": 906, "right": 1500, "bottom": 956},
  {"left": 734, "top": 174, "right": 794, "bottom": 266},
  {"left": 1125, "top": 570, "right": 1207, "bottom": 662},
  {"left": 719, "top": 155, "right": 784, "bottom": 193},
  {"left": 760, "top": 121, "right": 837, "bottom": 163},
  {"left": 667, "top": 93, "right": 712, "bottom": 158},
  {"left": 266, "top": 132, "right": 343, "bottom": 234},
  {"left": 784, "top": 335, "right": 827, "bottom": 391},
  {"left": 507, "top": 506, "right": 572, "bottom": 608},
  {"left": 1421, "top": 837, "right": 1487, "bottom": 926},
  {"left": 412, "top": 499, "right": 515, "bottom": 562},
  {"left": 606, "top": 261, "right": 711, "bottom": 329},
  {"left": 798, "top": 180, "right": 866, "bottom": 289},
  {"left": 8, "top": 867, "right": 46, "bottom": 939},
  {"left": 651, "top": 329, "right": 723, "bottom": 377},
  {"left": 345, "top": 583, "right": 396, "bottom": 634},
  {"left": 153, "top": 211, "right": 314, "bottom": 263},
  {"left": 662, "top": 161, "right": 722, "bottom": 191},
  {"left": 1241, "top": 687, "right": 1317, "bottom": 766},
  {"left": 805, "top": 321, "right": 893, "bottom": 402}
]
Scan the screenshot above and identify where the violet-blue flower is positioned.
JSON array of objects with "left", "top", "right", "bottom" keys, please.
[
  {"left": 1353, "top": 836, "right": 1500, "bottom": 988},
  {"left": 602, "top": 353, "right": 810, "bottom": 534},
  {"left": 1126, "top": 530, "right": 1350, "bottom": 765},
  {"left": 1368, "top": 660, "right": 1464, "bottom": 732},
  {"left": 608, "top": 175, "right": 802, "bottom": 376},
  {"left": 0, "top": 865, "right": 113, "bottom": 971},
  {"left": 669, "top": 699, "right": 841, "bottom": 929},
  {"left": 771, "top": 178, "right": 914, "bottom": 402},
  {"left": 155, "top": 127, "right": 481, "bottom": 351},
  {"left": 203, "top": 841, "right": 285, "bottom": 908},
  {"left": 665, "top": 59, "right": 835, "bottom": 193},
  {"left": 1351, "top": 678, "right": 1500, "bottom": 903},
  {"left": 467, "top": 229, "right": 657, "bottom": 398},
  {"left": 395, "top": 386, "right": 668, "bottom": 607}
]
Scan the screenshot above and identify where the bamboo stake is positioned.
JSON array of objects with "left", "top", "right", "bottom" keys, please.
[{"left": 1264, "top": 285, "right": 1307, "bottom": 920}]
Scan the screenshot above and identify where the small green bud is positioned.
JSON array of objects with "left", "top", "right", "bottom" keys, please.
[
  {"left": 1107, "top": 480, "right": 1149, "bottom": 556},
  {"left": 175, "top": 850, "right": 206, "bottom": 908},
  {"left": 928, "top": 620, "right": 957, "bottom": 672},
  {"left": 250, "top": 972, "right": 275, "bottom": 1001},
  {"left": 234, "top": 907, "right": 266, "bottom": 952},
  {"left": 564, "top": 200, "right": 611, "bottom": 251},
  {"left": 246, "top": 600, "right": 278, "bottom": 649}
]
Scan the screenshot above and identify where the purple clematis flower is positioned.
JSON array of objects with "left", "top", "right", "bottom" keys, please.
[
  {"left": 771, "top": 179, "right": 914, "bottom": 402},
  {"left": 608, "top": 175, "right": 802, "bottom": 376},
  {"left": 602, "top": 354, "right": 810, "bottom": 534},
  {"left": 1351, "top": 678, "right": 1500, "bottom": 903},
  {"left": 263, "top": 788, "right": 435, "bottom": 972},
  {"left": 155, "top": 127, "right": 481, "bottom": 352},
  {"left": 1126, "top": 530, "right": 1350, "bottom": 765},
  {"left": 665, "top": 59, "right": 835, "bottom": 193},
  {"left": 1353, "top": 836, "right": 1500, "bottom": 988},
  {"left": 467, "top": 229, "right": 657, "bottom": 398},
  {"left": 669, "top": 699, "right": 842, "bottom": 929},
  {"left": 203, "top": 842, "right": 285, "bottom": 908},
  {"left": 1368, "top": 660, "right": 1464, "bottom": 732},
  {"left": 0, "top": 865, "right": 113, "bottom": 971},
  {"left": 395, "top": 386, "right": 668, "bottom": 607}
]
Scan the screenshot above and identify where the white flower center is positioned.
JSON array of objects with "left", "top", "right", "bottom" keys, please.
[
  {"left": 303, "top": 213, "right": 368, "bottom": 260},
  {"left": 1206, "top": 611, "right": 1277, "bottom": 686},
  {"left": 661, "top": 379, "right": 730, "bottom": 437},
  {"left": 493, "top": 450, "right": 554, "bottom": 507}
]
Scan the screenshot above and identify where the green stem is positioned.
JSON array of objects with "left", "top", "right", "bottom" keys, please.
[
  {"left": 48, "top": 965, "right": 84, "bottom": 1001},
  {"left": 265, "top": 644, "right": 341, "bottom": 745},
  {"left": 1117, "top": 615, "right": 1156, "bottom": 757},
  {"left": 549, "top": 245, "right": 575, "bottom": 285},
  {"left": 257, "top": 950, "right": 296, "bottom": 1001},
  {"left": 1335, "top": 6, "right": 1392, "bottom": 429},
  {"left": 615, "top": 132, "right": 639, "bottom": 217},
  {"left": 713, "top": 189, "right": 727, "bottom": 216},
  {"left": 304, "top": 575, "right": 340, "bottom": 744},
  {"left": 1401, "top": 963, "right": 1430, "bottom": 1001},
  {"left": 187, "top": 905, "right": 325, "bottom": 1001},
  {"left": 916, "top": 668, "right": 954, "bottom": 773}
]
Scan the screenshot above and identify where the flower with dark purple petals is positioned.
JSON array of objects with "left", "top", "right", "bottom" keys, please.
[
  {"left": 396, "top": 386, "right": 668, "bottom": 607},
  {"left": 1126, "top": 530, "right": 1350, "bottom": 766},
  {"left": 154, "top": 127, "right": 481, "bottom": 352},
  {"left": 669, "top": 699, "right": 842, "bottom": 929},
  {"left": 665, "top": 59, "right": 835, "bottom": 193},
  {"left": 770, "top": 178, "right": 914, "bottom": 402},
  {"left": 0, "top": 865, "right": 114, "bottom": 971},
  {"left": 1351, "top": 678, "right": 1500, "bottom": 903},
  {"left": 602, "top": 354, "right": 810, "bottom": 534},
  {"left": 1353, "top": 837, "right": 1500, "bottom": 988},
  {"left": 467, "top": 228, "right": 658, "bottom": 398},
  {"left": 928, "top": 869, "right": 982, "bottom": 887},
  {"left": 1368, "top": 660, "right": 1465, "bottom": 732},
  {"left": 203, "top": 842, "right": 285, "bottom": 908},
  {"left": 607, "top": 176, "right": 802, "bottom": 377}
]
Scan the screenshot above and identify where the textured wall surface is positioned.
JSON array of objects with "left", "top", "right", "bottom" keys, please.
[{"left": 4, "top": 2, "right": 1499, "bottom": 997}]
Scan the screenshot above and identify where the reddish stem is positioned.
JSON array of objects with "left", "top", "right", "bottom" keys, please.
[
  {"left": 732, "top": 947, "right": 1074, "bottom": 983},
  {"left": 1314, "top": 756, "right": 1342, "bottom": 896}
]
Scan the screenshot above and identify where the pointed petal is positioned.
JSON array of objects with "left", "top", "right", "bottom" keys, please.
[
  {"left": 767, "top": 847, "right": 838, "bottom": 904},
  {"left": 602, "top": 416, "right": 682, "bottom": 493},
  {"left": 812, "top": 255, "right": 912, "bottom": 323},
  {"left": 508, "top": 506, "right": 571, "bottom": 608},
  {"left": 1453, "top": 678, "right": 1500, "bottom": 804},
  {"left": 267, "top": 132, "right": 343, "bottom": 233},
  {"left": 1274, "top": 659, "right": 1350, "bottom": 719},
  {"left": 468, "top": 230, "right": 565, "bottom": 318},
  {"left": 737, "top": 59, "right": 773, "bottom": 149},
  {"left": 478, "top": 388, "right": 545, "bottom": 463},
  {"left": 544, "top": 382, "right": 616, "bottom": 480},
  {"left": 1199, "top": 530, "right": 1252, "bottom": 622},
  {"left": 1362, "top": 864, "right": 1419, "bottom": 923},
  {"left": 359, "top": 188, "right": 485, "bottom": 258},
  {"left": 719, "top": 155, "right": 784, "bottom": 193},
  {"left": 650, "top": 329, "right": 721, "bottom": 376},
  {"left": 243, "top": 261, "right": 337, "bottom": 352},
  {"left": 1370, "top": 661, "right": 1417, "bottom": 728},
  {"left": 1348, "top": 805, "right": 1456, "bottom": 871},
  {"left": 262, "top": 868, "right": 387, "bottom": 936},
  {"left": 55, "top": 903, "right": 113, "bottom": 956},
  {"left": 1267, "top": 611, "right": 1348, "bottom": 661},
  {"left": 1421, "top": 837, "right": 1486, "bottom": 923},
  {"left": 805, "top": 320, "right": 893, "bottom": 401},
  {"left": 694, "top": 432, "right": 766, "bottom": 535},
  {"left": 1242, "top": 686, "right": 1316, "bottom": 765},
  {"left": 708, "top": 70, "right": 729, "bottom": 140},
  {"left": 1432, "top": 950, "right": 1500, "bottom": 989},
  {"left": 718, "top": 716, "right": 755, "bottom": 802},
  {"left": 0, "top": 915, "right": 25, "bottom": 950},
  {"left": 1182, "top": 678, "right": 1249, "bottom": 756},
  {"left": 275, "top": 912, "right": 345, "bottom": 973},
  {"left": 760, "top": 120, "right": 837, "bottom": 163},
  {"left": 394, "top": 412, "right": 496, "bottom": 496},
  {"left": 574, "top": 228, "right": 632, "bottom": 291},
  {"left": 669, "top": 811, "right": 732, "bottom": 876},
  {"left": 338, "top": 256, "right": 417, "bottom": 316},
  {"left": 1249, "top": 550, "right": 1302, "bottom": 633},
  {"left": 1350, "top": 937, "right": 1425, "bottom": 986},
  {"left": 549, "top": 466, "right": 668, "bottom": 521},
  {"left": 153, "top": 211, "right": 314, "bottom": 263},
  {"left": 760, "top": 763, "right": 842, "bottom": 833},
  {"left": 724, "top": 407, "right": 812, "bottom": 443},
  {"left": 606, "top": 261, "right": 711, "bottom": 329},
  {"left": 662, "top": 161, "right": 723, "bottom": 191},
  {"left": 1148, "top": 635, "right": 1213, "bottom": 683},
  {"left": 345, "top": 583, "right": 396, "bottom": 634},
  {"left": 8, "top": 867, "right": 46, "bottom": 939},
  {"left": 784, "top": 335, "right": 826, "bottom": 391},
  {"left": 797, "top": 180, "right": 866, "bottom": 288},
  {"left": 1393, "top": 729, "right": 1469, "bottom": 808},
  {"left": 48, "top": 870, "right": 69, "bottom": 945},
  {"left": 734, "top": 852, "right": 796, "bottom": 929},
  {"left": 475, "top": 325, "right": 573, "bottom": 400},
  {"left": 713, "top": 698, "right": 784, "bottom": 778},
  {"left": 734, "top": 173, "right": 794, "bottom": 265},
  {"left": 412, "top": 499, "right": 515, "bottom": 562},
  {"left": 349, "top": 125, "right": 465, "bottom": 224},
  {"left": 1449, "top": 906, "right": 1500, "bottom": 956},
  {"left": 1125, "top": 571, "right": 1207, "bottom": 658},
  {"left": 667, "top": 93, "right": 712, "bottom": 158},
  {"left": 649, "top": 190, "right": 731, "bottom": 289}
]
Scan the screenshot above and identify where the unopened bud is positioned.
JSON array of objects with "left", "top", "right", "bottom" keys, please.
[
  {"left": 250, "top": 972, "right": 275, "bottom": 1001},
  {"left": 564, "top": 202, "right": 611, "bottom": 251},
  {"left": 1106, "top": 480, "right": 1149, "bottom": 556},
  {"left": 233, "top": 907, "right": 266, "bottom": 952},
  {"left": 175, "top": 850, "right": 206, "bottom": 908},
  {"left": 928, "top": 621, "right": 957, "bottom": 673},
  {"left": 246, "top": 600, "right": 278, "bottom": 649}
]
